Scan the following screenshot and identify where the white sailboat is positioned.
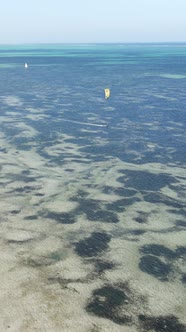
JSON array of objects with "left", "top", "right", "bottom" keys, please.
[{"left": 24, "top": 62, "right": 28, "bottom": 69}]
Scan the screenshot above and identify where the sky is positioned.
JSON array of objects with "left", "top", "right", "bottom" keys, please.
[{"left": 0, "top": 0, "right": 186, "bottom": 44}]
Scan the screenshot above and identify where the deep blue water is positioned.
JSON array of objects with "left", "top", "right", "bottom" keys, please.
[{"left": 0, "top": 44, "right": 185, "bottom": 166}]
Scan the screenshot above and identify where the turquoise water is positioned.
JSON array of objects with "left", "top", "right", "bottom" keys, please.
[{"left": 0, "top": 44, "right": 185, "bottom": 331}]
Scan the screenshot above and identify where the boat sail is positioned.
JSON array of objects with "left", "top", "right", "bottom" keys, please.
[
  {"left": 104, "top": 88, "right": 110, "bottom": 99},
  {"left": 24, "top": 63, "right": 28, "bottom": 69}
]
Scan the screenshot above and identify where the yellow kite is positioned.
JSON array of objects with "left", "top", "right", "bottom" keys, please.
[{"left": 104, "top": 88, "right": 110, "bottom": 99}]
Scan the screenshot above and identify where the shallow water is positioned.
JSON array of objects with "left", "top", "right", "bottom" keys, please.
[{"left": 0, "top": 43, "right": 185, "bottom": 332}]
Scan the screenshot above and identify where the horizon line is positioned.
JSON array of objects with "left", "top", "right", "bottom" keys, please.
[{"left": 0, "top": 41, "right": 186, "bottom": 46}]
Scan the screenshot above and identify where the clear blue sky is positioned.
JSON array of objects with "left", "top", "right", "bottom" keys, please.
[{"left": 1, "top": 0, "right": 185, "bottom": 44}]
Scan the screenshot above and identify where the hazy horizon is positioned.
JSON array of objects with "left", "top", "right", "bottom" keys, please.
[
  {"left": 0, "top": 41, "right": 186, "bottom": 46},
  {"left": 1, "top": 0, "right": 186, "bottom": 44}
]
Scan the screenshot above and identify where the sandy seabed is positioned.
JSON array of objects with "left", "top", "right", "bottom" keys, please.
[
  {"left": 0, "top": 122, "right": 185, "bottom": 332},
  {"left": 0, "top": 80, "right": 185, "bottom": 332}
]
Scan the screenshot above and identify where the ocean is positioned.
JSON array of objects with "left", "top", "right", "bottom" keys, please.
[{"left": 0, "top": 43, "right": 185, "bottom": 332}]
